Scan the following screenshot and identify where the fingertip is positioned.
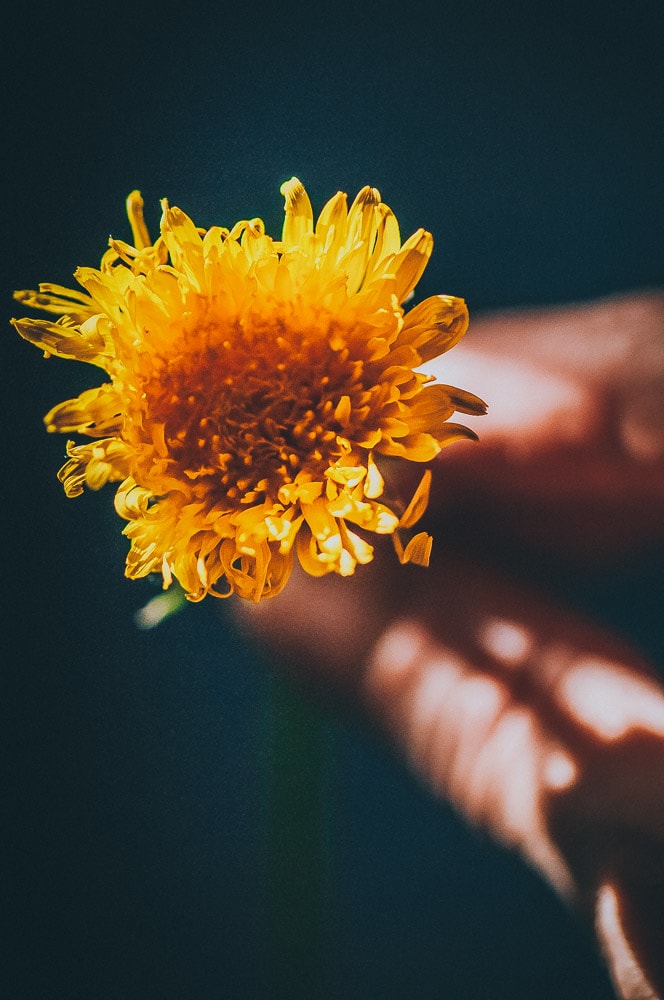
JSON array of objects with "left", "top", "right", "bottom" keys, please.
[{"left": 557, "top": 660, "right": 664, "bottom": 741}]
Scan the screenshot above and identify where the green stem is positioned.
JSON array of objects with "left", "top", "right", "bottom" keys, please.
[{"left": 262, "top": 670, "right": 329, "bottom": 999}]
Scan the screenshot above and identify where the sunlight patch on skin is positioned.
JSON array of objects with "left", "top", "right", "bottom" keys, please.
[
  {"left": 559, "top": 661, "right": 664, "bottom": 740},
  {"left": 370, "top": 619, "right": 429, "bottom": 679},
  {"left": 620, "top": 387, "right": 664, "bottom": 463},
  {"left": 543, "top": 749, "right": 578, "bottom": 791},
  {"left": 467, "top": 706, "right": 576, "bottom": 899},
  {"left": 368, "top": 621, "right": 578, "bottom": 899},
  {"left": 365, "top": 619, "right": 431, "bottom": 705},
  {"left": 478, "top": 617, "right": 535, "bottom": 667},
  {"left": 596, "top": 883, "right": 659, "bottom": 1000},
  {"left": 424, "top": 348, "right": 593, "bottom": 450},
  {"left": 484, "top": 707, "right": 536, "bottom": 839},
  {"left": 429, "top": 672, "right": 507, "bottom": 800},
  {"left": 405, "top": 654, "right": 466, "bottom": 777}
]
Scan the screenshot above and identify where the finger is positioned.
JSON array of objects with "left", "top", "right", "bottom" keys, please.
[
  {"left": 430, "top": 437, "right": 664, "bottom": 562},
  {"left": 241, "top": 542, "right": 663, "bottom": 838},
  {"left": 446, "top": 290, "right": 664, "bottom": 390},
  {"left": 237, "top": 551, "right": 583, "bottom": 894},
  {"left": 596, "top": 880, "right": 664, "bottom": 1000},
  {"left": 400, "top": 303, "right": 664, "bottom": 562},
  {"left": 434, "top": 292, "right": 664, "bottom": 449},
  {"left": 238, "top": 542, "right": 664, "bottom": 997}
]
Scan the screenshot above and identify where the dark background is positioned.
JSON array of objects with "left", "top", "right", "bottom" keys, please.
[{"left": 2, "top": 2, "right": 662, "bottom": 998}]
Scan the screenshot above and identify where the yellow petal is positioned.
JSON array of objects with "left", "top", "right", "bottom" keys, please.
[
  {"left": 376, "top": 432, "right": 441, "bottom": 462},
  {"left": 437, "top": 384, "right": 488, "bottom": 416},
  {"left": 114, "top": 476, "right": 154, "bottom": 517},
  {"left": 126, "top": 190, "right": 153, "bottom": 250},
  {"left": 345, "top": 185, "right": 379, "bottom": 244},
  {"left": 159, "top": 200, "right": 206, "bottom": 290},
  {"left": 343, "top": 185, "right": 381, "bottom": 292},
  {"left": 401, "top": 384, "right": 457, "bottom": 433},
  {"left": 371, "top": 204, "right": 402, "bottom": 264},
  {"left": 58, "top": 439, "right": 130, "bottom": 497},
  {"left": 11, "top": 317, "right": 107, "bottom": 366},
  {"left": 296, "top": 529, "right": 337, "bottom": 577},
  {"left": 393, "top": 531, "right": 433, "bottom": 566},
  {"left": 44, "top": 384, "right": 122, "bottom": 436},
  {"left": 399, "top": 294, "right": 469, "bottom": 361},
  {"left": 437, "top": 422, "right": 480, "bottom": 445},
  {"left": 363, "top": 453, "right": 384, "bottom": 499},
  {"left": 339, "top": 521, "right": 374, "bottom": 565},
  {"left": 280, "top": 177, "right": 314, "bottom": 249},
  {"left": 301, "top": 498, "right": 340, "bottom": 544},
  {"left": 13, "top": 284, "right": 94, "bottom": 318},
  {"left": 388, "top": 228, "right": 433, "bottom": 303},
  {"left": 398, "top": 469, "right": 432, "bottom": 528},
  {"left": 334, "top": 394, "right": 352, "bottom": 425},
  {"left": 314, "top": 190, "right": 348, "bottom": 256}
]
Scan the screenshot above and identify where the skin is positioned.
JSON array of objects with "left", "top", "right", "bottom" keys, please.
[{"left": 236, "top": 290, "right": 664, "bottom": 1000}]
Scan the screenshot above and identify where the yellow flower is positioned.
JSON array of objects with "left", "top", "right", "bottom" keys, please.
[{"left": 13, "top": 179, "right": 486, "bottom": 602}]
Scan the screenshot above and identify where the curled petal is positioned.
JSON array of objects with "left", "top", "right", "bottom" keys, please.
[
  {"left": 160, "top": 201, "right": 206, "bottom": 290},
  {"left": 398, "top": 469, "right": 432, "bottom": 528},
  {"left": 296, "top": 528, "right": 337, "bottom": 577},
  {"left": 44, "top": 384, "right": 122, "bottom": 436},
  {"left": 377, "top": 432, "right": 441, "bottom": 462},
  {"left": 13, "top": 284, "right": 94, "bottom": 319},
  {"left": 339, "top": 521, "right": 374, "bottom": 565},
  {"left": 315, "top": 190, "right": 348, "bottom": 254},
  {"left": 126, "top": 190, "right": 152, "bottom": 250},
  {"left": 346, "top": 185, "right": 381, "bottom": 250},
  {"left": 281, "top": 177, "right": 314, "bottom": 249},
  {"left": 393, "top": 531, "right": 433, "bottom": 566},
  {"left": 367, "top": 204, "right": 402, "bottom": 274},
  {"left": 436, "top": 384, "right": 488, "bottom": 416},
  {"left": 301, "top": 498, "right": 341, "bottom": 547},
  {"left": 401, "top": 384, "right": 458, "bottom": 432},
  {"left": 326, "top": 488, "right": 399, "bottom": 534},
  {"left": 114, "top": 476, "right": 153, "bottom": 517},
  {"left": 344, "top": 185, "right": 382, "bottom": 292},
  {"left": 437, "top": 422, "right": 480, "bottom": 446},
  {"left": 124, "top": 518, "right": 168, "bottom": 579},
  {"left": 58, "top": 439, "right": 131, "bottom": 497},
  {"left": 399, "top": 294, "right": 469, "bottom": 361},
  {"left": 363, "top": 453, "right": 384, "bottom": 499},
  {"left": 12, "top": 317, "right": 107, "bottom": 366}
]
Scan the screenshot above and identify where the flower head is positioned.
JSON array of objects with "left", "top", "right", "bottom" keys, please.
[{"left": 13, "top": 179, "right": 485, "bottom": 602}]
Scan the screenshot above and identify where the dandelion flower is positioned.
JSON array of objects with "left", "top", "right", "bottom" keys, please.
[{"left": 13, "top": 179, "right": 486, "bottom": 602}]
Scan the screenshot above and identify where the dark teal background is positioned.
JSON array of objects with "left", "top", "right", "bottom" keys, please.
[{"left": 2, "top": 2, "right": 662, "bottom": 997}]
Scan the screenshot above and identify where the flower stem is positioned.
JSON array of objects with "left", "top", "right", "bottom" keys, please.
[{"left": 262, "top": 670, "right": 330, "bottom": 999}]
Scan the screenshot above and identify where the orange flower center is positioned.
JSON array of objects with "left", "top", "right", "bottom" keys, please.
[{"left": 133, "top": 316, "right": 372, "bottom": 506}]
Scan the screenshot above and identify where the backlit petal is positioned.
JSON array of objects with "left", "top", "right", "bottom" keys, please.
[
  {"left": 280, "top": 177, "right": 314, "bottom": 249},
  {"left": 398, "top": 294, "right": 469, "bottom": 361}
]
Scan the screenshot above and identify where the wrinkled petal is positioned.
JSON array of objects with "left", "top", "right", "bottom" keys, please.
[
  {"left": 398, "top": 294, "right": 469, "bottom": 361},
  {"left": 280, "top": 177, "right": 314, "bottom": 249},
  {"left": 45, "top": 384, "right": 123, "bottom": 436},
  {"left": 12, "top": 316, "right": 108, "bottom": 366},
  {"left": 393, "top": 530, "right": 433, "bottom": 566}
]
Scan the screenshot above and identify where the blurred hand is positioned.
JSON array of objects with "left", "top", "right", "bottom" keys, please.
[{"left": 237, "top": 290, "right": 664, "bottom": 1000}]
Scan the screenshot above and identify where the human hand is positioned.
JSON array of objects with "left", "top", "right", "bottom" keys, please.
[{"left": 237, "top": 290, "right": 664, "bottom": 1000}]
